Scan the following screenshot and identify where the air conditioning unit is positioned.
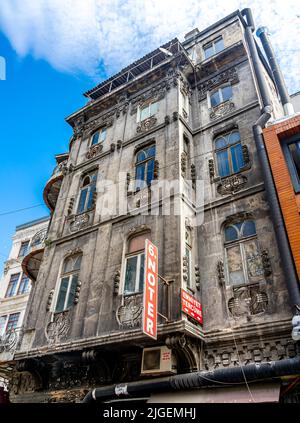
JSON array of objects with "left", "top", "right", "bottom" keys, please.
[{"left": 141, "top": 346, "right": 177, "bottom": 376}]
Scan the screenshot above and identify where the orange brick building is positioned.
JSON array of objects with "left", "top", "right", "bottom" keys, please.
[{"left": 263, "top": 114, "right": 300, "bottom": 280}]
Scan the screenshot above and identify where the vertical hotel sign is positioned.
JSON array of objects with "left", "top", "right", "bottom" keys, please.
[{"left": 143, "top": 239, "right": 158, "bottom": 340}]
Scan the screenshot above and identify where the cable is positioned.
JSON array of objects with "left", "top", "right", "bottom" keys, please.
[{"left": 0, "top": 203, "right": 44, "bottom": 217}]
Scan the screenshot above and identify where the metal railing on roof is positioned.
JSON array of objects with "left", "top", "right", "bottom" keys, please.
[{"left": 84, "top": 39, "right": 183, "bottom": 101}]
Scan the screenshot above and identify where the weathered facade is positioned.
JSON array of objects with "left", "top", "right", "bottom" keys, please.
[
  {"left": 9, "top": 10, "right": 300, "bottom": 402},
  {"left": 0, "top": 216, "right": 49, "bottom": 391}
]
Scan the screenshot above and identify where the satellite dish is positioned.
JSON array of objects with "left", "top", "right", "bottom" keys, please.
[{"left": 159, "top": 47, "right": 173, "bottom": 57}]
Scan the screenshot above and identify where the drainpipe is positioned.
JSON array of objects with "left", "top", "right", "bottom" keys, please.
[
  {"left": 82, "top": 356, "right": 300, "bottom": 402},
  {"left": 256, "top": 27, "right": 294, "bottom": 116},
  {"left": 241, "top": 8, "right": 300, "bottom": 310}
]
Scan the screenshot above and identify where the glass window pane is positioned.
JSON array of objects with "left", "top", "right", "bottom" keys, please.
[
  {"left": 244, "top": 239, "right": 264, "bottom": 281},
  {"left": 77, "top": 188, "right": 88, "bottom": 214},
  {"left": 0, "top": 316, "right": 7, "bottom": 335},
  {"left": 217, "top": 150, "right": 230, "bottom": 177},
  {"left": 128, "top": 233, "right": 148, "bottom": 253},
  {"left": 222, "top": 85, "right": 232, "bottom": 102},
  {"left": 215, "top": 37, "right": 224, "bottom": 53},
  {"left": 225, "top": 225, "right": 238, "bottom": 242},
  {"left": 215, "top": 136, "right": 227, "bottom": 149},
  {"left": 66, "top": 274, "right": 78, "bottom": 308},
  {"left": 140, "top": 106, "right": 149, "bottom": 121},
  {"left": 138, "top": 254, "right": 145, "bottom": 292},
  {"left": 227, "top": 245, "right": 245, "bottom": 285},
  {"left": 150, "top": 102, "right": 158, "bottom": 116},
  {"left": 19, "top": 241, "right": 30, "bottom": 257},
  {"left": 17, "top": 275, "right": 30, "bottom": 295},
  {"left": 146, "top": 145, "right": 156, "bottom": 158},
  {"left": 63, "top": 257, "right": 73, "bottom": 274},
  {"left": 91, "top": 131, "right": 100, "bottom": 145},
  {"left": 73, "top": 255, "right": 82, "bottom": 271},
  {"left": 146, "top": 159, "right": 155, "bottom": 185},
  {"left": 55, "top": 277, "right": 69, "bottom": 312},
  {"left": 6, "top": 274, "right": 20, "bottom": 297},
  {"left": 186, "top": 246, "right": 191, "bottom": 287},
  {"left": 87, "top": 183, "right": 96, "bottom": 210},
  {"left": 231, "top": 143, "right": 244, "bottom": 173},
  {"left": 288, "top": 141, "right": 300, "bottom": 182},
  {"left": 211, "top": 91, "right": 220, "bottom": 107},
  {"left": 242, "top": 221, "right": 256, "bottom": 238},
  {"left": 135, "top": 164, "right": 146, "bottom": 190},
  {"left": 137, "top": 151, "right": 146, "bottom": 163},
  {"left": 229, "top": 131, "right": 240, "bottom": 144},
  {"left": 100, "top": 127, "right": 107, "bottom": 142},
  {"left": 6, "top": 313, "right": 20, "bottom": 331},
  {"left": 124, "top": 256, "right": 138, "bottom": 294},
  {"left": 204, "top": 44, "right": 214, "bottom": 59}
]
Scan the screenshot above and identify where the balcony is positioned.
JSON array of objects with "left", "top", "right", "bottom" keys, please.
[
  {"left": 43, "top": 164, "right": 64, "bottom": 212},
  {"left": 21, "top": 227, "right": 48, "bottom": 282}
]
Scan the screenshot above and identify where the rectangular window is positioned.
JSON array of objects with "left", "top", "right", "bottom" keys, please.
[
  {"left": 124, "top": 253, "right": 145, "bottom": 295},
  {"left": 138, "top": 101, "right": 158, "bottom": 122},
  {"left": 17, "top": 274, "right": 30, "bottom": 295},
  {"left": 204, "top": 36, "right": 224, "bottom": 59},
  {"left": 18, "top": 241, "right": 30, "bottom": 258},
  {"left": 0, "top": 315, "right": 7, "bottom": 335},
  {"left": 282, "top": 135, "right": 300, "bottom": 193},
  {"left": 91, "top": 127, "right": 107, "bottom": 146},
  {"left": 6, "top": 313, "right": 20, "bottom": 332},
  {"left": 5, "top": 273, "right": 20, "bottom": 297}
]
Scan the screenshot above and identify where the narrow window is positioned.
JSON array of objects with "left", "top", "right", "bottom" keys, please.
[
  {"left": 18, "top": 241, "right": 30, "bottom": 258},
  {"left": 185, "top": 229, "right": 192, "bottom": 288},
  {"left": 215, "top": 131, "right": 244, "bottom": 177},
  {"left": 135, "top": 145, "right": 156, "bottom": 190},
  {"left": 124, "top": 232, "right": 149, "bottom": 295},
  {"left": 55, "top": 254, "right": 82, "bottom": 313},
  {"left": 282, "top": 135, "right": 300, "bottom": 193},
  {"left": 91, "top": 127, "right": 107, "bottom": 146},
  {"left": 77, "top": 171, "right": 97, "bottom": 214},
  {"left": 6, "top": 313, "right": 20, "bottom": 332},
  {"left": 5, "top": 273, "right": 20, "bottom": 297},
  {"left": 17, "top": 274, "right": 30, "bottom": 295},
  {"left": 224, "top": 220, "right": 264, "bottom": 286},
  {"left": 0, "top": 315, "right": 7, "bottom": 335},
  {"left": 204, "top": 36, "right": 224, "bottom": 59},
  {"left": 210, "top": 85, "right": 232, "bottom": 107}
]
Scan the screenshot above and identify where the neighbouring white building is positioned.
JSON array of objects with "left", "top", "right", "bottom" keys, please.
[{"left": 0, "top": 216, "right": 49, "bottom": 388}]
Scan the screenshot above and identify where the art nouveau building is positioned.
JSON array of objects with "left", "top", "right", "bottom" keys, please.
[
  {"left": 0, "top": 216, "right": 49, "bottom": 390},
  {"left": 10, "top": 9, "right": 300, "bottom": 402}
]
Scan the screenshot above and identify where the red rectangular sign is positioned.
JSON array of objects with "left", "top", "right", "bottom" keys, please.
[
  {"left": 143, "top": 239, "right": 158, "bottom": 340},
  {"left": 181, "top": 289, "right": 203, "bottom": 324}
]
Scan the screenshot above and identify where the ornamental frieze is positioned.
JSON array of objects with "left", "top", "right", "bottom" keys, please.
[
  {"left": 210, "top": 101, "right": 235, "bottom": 120},
  {"left": 136, "top": 116, "right": 157, "bottom": 133},
  {"left": 198, "top": 67, "right": 239, "bottom": 101},
  {"left": 45, "top": 311, "right": 71, "bottom": 345},
  {"left": 116, "top": 294, "right": 143, "bottom": 328},
  {"left": 217, "top": 174, "right": 247, "bottom": 195},
  {"left": 69, "top": 212, "right": 91, "bottom": 232}
]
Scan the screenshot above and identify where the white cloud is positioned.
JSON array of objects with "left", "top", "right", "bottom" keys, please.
[{"left": 0, "top": 0, "right": 299, "bottom": 92}]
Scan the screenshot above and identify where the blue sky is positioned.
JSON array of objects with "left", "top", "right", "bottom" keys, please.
[{"left": 0, "top": 0, "right": 299, "bottom": 272}]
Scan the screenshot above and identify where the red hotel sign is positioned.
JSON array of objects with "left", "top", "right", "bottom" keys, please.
[
  {"left": 143, "top": 239, "right": 158, "bottom": 340},
  {"left": 181, "top": 289, "right": 203, "bottom": 324}
]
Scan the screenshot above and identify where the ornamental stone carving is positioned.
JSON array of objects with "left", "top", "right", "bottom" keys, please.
[
  {"left": 86, "top": 143, "right": 103, "bottom": 159},
  {"left": 10, "top": 370, "right": 42, "bottom": 395},
  {"left": 31, "top": 228, "right": 48, "bottom": 248},
  {"left": 69, "top": 212, "right": 90, "bottom": 232},
  {"left": 228, "top": 284, "right": 268, "bottom": 318},
  {"left": 217, "top": 174, "right": 247, "bottom": 195},
  {"left": 45, "top": 311, "right": 71, "bottom": 345},
  {"left": 204, "top": 337, "right": 299, "bottom": 370},
  {"left": 116, "top": 294, "right": 143, "bottom": 328},
  {"left": 0, "top": 329, "right": 19, "bottom": 352},
  {"left": 210, "top": 101, "right": 235, "bottom": 120},
  {"left": 136, "top": 116, "right": 157, "bottom": 133},
  {"left": 198, "top": 67, "right": 239, "bottom": 101}
]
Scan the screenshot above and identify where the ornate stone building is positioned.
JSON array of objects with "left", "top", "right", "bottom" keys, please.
[
  {"left": 9, "top": 9, "right": 300, "bottom": 402},
  {"left": 0, "top": 216, "right": 49, "bottom": 391}
]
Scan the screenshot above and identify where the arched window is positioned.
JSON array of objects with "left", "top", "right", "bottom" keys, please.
[
  {"left": 55, "top": 253, "right": 82, "bottom": 313},
  {"left": 91, "top": 127, "right": 106, "bottom": 146},
  {"left": 124, "top": 232, "right": 150, "bottom": 295},
  {"left": 210, "top": 84, "right": 232, "bottom": 107},
  {"left": 135, "top": 145, "right": 156, "bottom": 190},
  {"left": 215, "top": 130, "right": 244, "bottom": 177},
  {"left": 224, "top": 220, "right": 264, "bottom": 286},
  {"left": 77, "top": 171, "right": 97, "bottom": 214}
]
